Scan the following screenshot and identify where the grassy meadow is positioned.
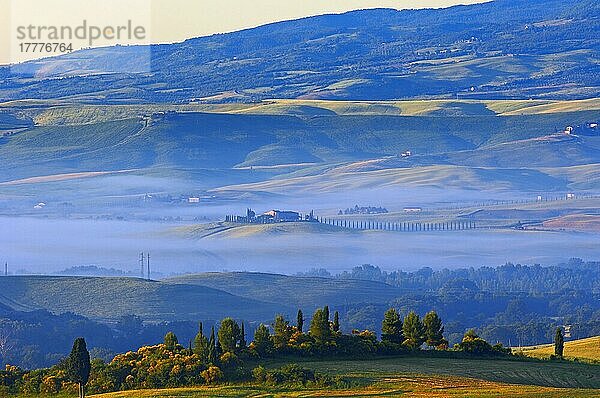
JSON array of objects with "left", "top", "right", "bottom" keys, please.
[
  {"left": 0, "top": 276, "right": 286, "bottom": 322},
  {"left": 85, "top": 355, "right": 600, "bottom": 398},
  {"left": 88, "top": 377, "right": 600, "bottom": 398},
  {"left": 516, "top": 336, "right": 600, "bottom": 362}
]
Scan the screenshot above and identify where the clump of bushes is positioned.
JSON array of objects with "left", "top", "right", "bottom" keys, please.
[{"left": 455, "top": 330, "right": 511, "bottom": 356}]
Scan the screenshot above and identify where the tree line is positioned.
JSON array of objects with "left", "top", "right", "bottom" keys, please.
[
  {"left": 309, "top": 260, "right": 600, "bottom": 294},
  {"left": 0, "top": 306, "right": 510, "bottom": 396}
]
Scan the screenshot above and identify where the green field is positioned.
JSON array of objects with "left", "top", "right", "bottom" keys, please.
[
  {"left": 0, "top": 276, "right": 287, "bottom": 322},
  {"left": 7, "top": 98, "right": 600, "bottom": 126},
  {"left": 516, "top": 336, "right": 600, "bottom": 362},
  {"left": 296, "top": 356, "right": 600, "bottom": 389},
  {"left": 236, "top": 98, "right": 600, "bottom": 117},
  {"left": 88, "top": 379, "right": 598, "bottom": 398},
  {"left": 167, "top": 271, "right": 403, "bottom": 310},
  {"left": 86, "top": 356, "right": 600, "bottom": 398}
]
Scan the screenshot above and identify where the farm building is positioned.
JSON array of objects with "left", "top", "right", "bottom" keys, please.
[
  {"left": 403, "top": 207, "right": 423, "bottom": 213},
  {"left": 226, "top": 208, "right": 310, "bottom": 224},
  {"left": 263, "top": 210, "right": 301, "bottom": 222}
]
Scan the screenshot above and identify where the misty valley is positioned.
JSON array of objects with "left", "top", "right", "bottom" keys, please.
[
  {"left": 0, "top": 0, "right": 599, "bottom": 396},
  {"left": 0, "top": 102, "right": 599, "bottom": 373}
]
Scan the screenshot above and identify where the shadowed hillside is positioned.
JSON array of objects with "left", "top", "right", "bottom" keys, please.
[
  {"left": 0, "top": 106, "right": 597, "bottom": 184},
  {"left": 0, "top": 276, "right": 288, "bottom": 322},
  {"left": 166, "top": 272, "right": 404, "bottom": 309}
]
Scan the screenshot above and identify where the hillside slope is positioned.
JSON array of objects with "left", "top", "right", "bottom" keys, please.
[
  {"left": 1, "top": 0, "right": 599, "bottom": 103},
  {"left": 212, "top": 165, "right": 569, "bottom": 193},
  {"left": 0, "top": 276, "right": 288, "bottom": 322},
  {"left": 173, "top": 222, "right": 353, "bottom": 239},
  {"left": 0, "top": 107, "right": 597, "bottom": 183},
  {"left": 166, "top": 272, "right": 404, "bottom": 309},
  {"left": 517, "top": 335, "right": 600, "bottom": 361}
]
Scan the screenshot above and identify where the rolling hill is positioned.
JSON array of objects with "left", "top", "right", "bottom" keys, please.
[
  {"left": 212, "top": 164, "right": 572, "bottom": 194},
  {"left": 0, "top": 276, "right": 288, "bottom": 322},
  {"left": 1, "top": 0, "right": 599, "bottom": 103},
  {"left": 166, "top": 272, "right": 404, "bottom": 310},
  {"left": 0, "top": 274, "right": 410, "bottom": 323},
  {"left": 0, "top": 104, "right": 597, "bottom": 186},
  {"left": 172, "top": 221, "right": 354, "bottom": 239}
]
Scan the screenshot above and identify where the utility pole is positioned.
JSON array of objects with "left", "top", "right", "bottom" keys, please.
[
  {"left": 147, "top": 253, "right": 150, "bottom": 281},
  {"left": 139, "top": 252, "right": 145, "bottom": 278}
]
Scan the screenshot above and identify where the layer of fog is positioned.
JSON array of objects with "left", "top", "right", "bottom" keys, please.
[
  {"left": 2, "top": 173, "right": 597, "bottom": 275},
  {"left": 0, "top": 172, "right": 563, "bottom": 221},
  {"left": 2, "top": 216, "right": 599, "bottom": 276}
]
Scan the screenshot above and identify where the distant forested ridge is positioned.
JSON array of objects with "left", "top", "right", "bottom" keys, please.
[
  {"left": 332, "top": 258, "right": 600, "bottom": 294},
  {"left": 1, "top": 0, "right": 599, "bottom": 102}
]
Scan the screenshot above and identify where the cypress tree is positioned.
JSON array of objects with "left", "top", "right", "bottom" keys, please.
[
  {"left": 297, "top": 309, "right": 304, "bottom": 333},
  {"left": 164, "top": 332, "right": 178, "bottom": 350},
  {"left": 309, "top": 307, "right": 331, "bottom": 343},
  {"left": 193, "top": 322, "right": 209, "bottom": 362},
  {"left": 66, "top": 338, "right": 91, "bottom": 398},
  {"left": 333, "top": 311, "right": 340, "bottom": 332},
  {"left": 215, "top": 335, "right": 222, "bottom": 357},
  {"left": 554, "top": 327, "right": 564, "bottom": 358},
  {"left": 240, "top": 322, "right": 247, "bottom": 349},
  {"left": 273, "top": 315, "right": 292, "bottom": 350},
  {"left": 324, "top": 306, "right": 330, "bottom": 329},
  {"left": 207, "top": 326, "right": 217, "bottom": 364}
]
